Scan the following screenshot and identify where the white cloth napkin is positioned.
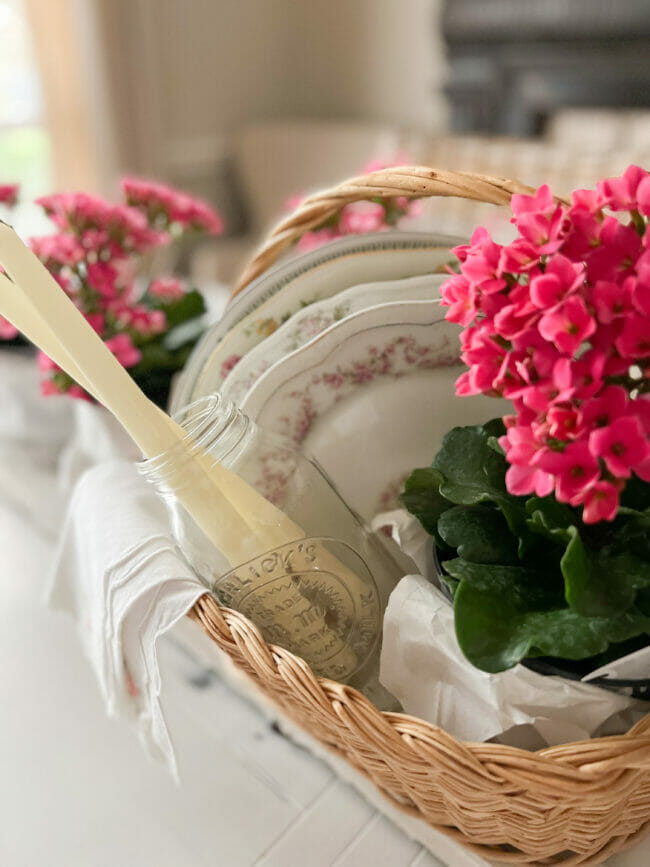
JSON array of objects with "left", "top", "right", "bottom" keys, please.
[{"left": 48, "top": 460, "right": 204, "bottom": 776}]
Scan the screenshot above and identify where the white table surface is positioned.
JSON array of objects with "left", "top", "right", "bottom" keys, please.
[{"left": 0, "top": 350, "right": 646, "bottom": 867}]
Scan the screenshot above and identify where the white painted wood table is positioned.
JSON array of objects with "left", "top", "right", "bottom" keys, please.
[{"left": 0, "top": 351, "right": 646, "bottom": 867}]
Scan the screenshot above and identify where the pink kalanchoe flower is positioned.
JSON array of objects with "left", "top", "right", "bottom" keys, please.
[
  {"left": 535, "top": 441, "right": 601, "bottom": 505},
  {"left": 459, "top": 227, "right": 506, "bottom": 294},
  {"left": 30, "top": 234, "right": 85, "bottom": 268},
  {"left": 121, "top": 177, "right": 223, "bottom": 234},
  {"left": 586, "top": 217, "right": 641, "bottom": 283},
  {"left": 148, "top": 277, "right": 185, "bottom": 301},
  {"left": 441, "top": 274, "right": 477, "bottom": 326},
  {"left": 0, "top": 184, "right": 19, "bottom": 207},
  {"left": 597, "top": 164, "right": 648, "bottom": 212},
  {"left": 493, "top": 283, "right": 539, "bottom": 340},
  {"left": 546, "top": 406, "right": 582, "bottom": 441},
  {"left": 591, "top": 278, "right": 634, "bottom": 323},
  {"left": 113, "top": 303, "right": 166, "bottom": 335},
  {"left": 0, "top": 315, "right": 18, "bottom": 340},
  {"left": 84, "top": 312, "right": 105, "bottom": 334},
  {"left": 86, "top": 262, "right": 119, "bottom": 299},
  {"left": 589, "top": 415, "right": 649, "bottom": 478},
  {"left": 67, "top": 384, "right": 93, "bottom": 402},
  {"left": 296, "top": 226, "right": 341, "bottom": 252},
  {"left": 37, "top": 351, "right": 59, "bottom": 372},
  {"left": 529, "top": 255, "right": 584, "bottom": 308},
  {"left": 105, "top": 333, "right": 141, "bottom": 368},
  {"left": 571, "top": 348, "right": 606, "bottom": 400},
  {"left": 561, "top": 207, "right": 604, "bottom": 260},
  {"left": 510, "top": 184, "right": 566, "bottom": 254},
  {"left": 615, "top": 315, "right": 650, "bottom": 359},
  {"left": 638, "top": 175, "right": 650, "bottom": 218},
  {"left": 499, "top": 426, "right": 553, "bottom": 496},
  {"left": 340, "top": 201, "right": 386, "bottom": 234},
  {"left": 580, "top": 385, "right": 629, "bottom": 429},
  {"left": 498, "top": 238, "right": 540, "bottom": 274},
  {"left": 40, "top": 379, "right": 62, "bottom": 396},
  {"left": 538, "top": 295, "right": 596, "bottom": 355},
  {"left": 579, "top": 481, "right": 620, "bottom": 524}
]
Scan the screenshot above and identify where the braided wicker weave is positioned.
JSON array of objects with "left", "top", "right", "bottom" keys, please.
[{"left": 189, "top": 168, "right": 650, "bottom": 865}]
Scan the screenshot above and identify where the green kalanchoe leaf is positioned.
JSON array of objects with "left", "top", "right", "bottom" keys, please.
[
  {"left": 431, "top": 423, "right": 531, "bottom": 553},
  {"left": 150, "top": 288, "right": 206, "bottom": 329},
  {"left": 525, "top": 496, "right": 575, "bottom": 545},
  {"left": 438, "top": 505, "right": 518, "bottom": 565},
  {"left": 445, "top": 555, "right": 650, "bottom": 672},
  {"left": 562, "top": 527, "right": 650, "bottom": 617},
  {"left": 399, "top": 466, "right": 451, "bottom": 549}
]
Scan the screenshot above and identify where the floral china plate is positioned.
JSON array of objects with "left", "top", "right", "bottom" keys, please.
[
  {"left": 241, "top": 299, "right": 510, "bottom": 519},
  {"left": 171, "top": 231, "right": 459, "bottom": 411},
  {"left": 220, "top": 272, "right": 449, "bottom": 407}
]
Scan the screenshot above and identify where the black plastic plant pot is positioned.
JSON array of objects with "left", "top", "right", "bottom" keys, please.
[{"left": 432, "top": 546, "right": 650, "bottom": 702}]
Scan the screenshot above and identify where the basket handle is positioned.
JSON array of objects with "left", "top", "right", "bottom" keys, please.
[{"left": 231, "top": 165, "right": 567, "bottom": 298}]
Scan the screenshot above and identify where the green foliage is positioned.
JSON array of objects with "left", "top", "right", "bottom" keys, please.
[
  {"left": 132, "top": 288, "right": 207, "bottom": 408},
  {"left": 401, "top": 419, "right": 650, "bottom": 673}
]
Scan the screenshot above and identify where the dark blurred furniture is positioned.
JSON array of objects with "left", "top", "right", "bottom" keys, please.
[{"left": 442, "top": 0, "right": 650, "bottom": 136}]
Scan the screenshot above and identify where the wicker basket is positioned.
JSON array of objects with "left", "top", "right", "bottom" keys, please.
[{"left": 188, "top": 167, "right": 650, "bottom": 866}]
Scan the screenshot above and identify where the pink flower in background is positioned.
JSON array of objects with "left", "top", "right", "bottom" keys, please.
[
  {"left": 340, "top": 201, "right": 386, "bottom": 234},
  {"left": 105, "top": 334, "right": 141, "bottom": 368},
  {"left": 86, "top": 262, "right": 120, "bottom": 299},
  {"left": 149, "top": 277, "right": 185, "bottom": 301},
  {"left": 290, "top": 154, "right": 423, "bottom": 252},
  {"left": 112, "top": 304, "right": 166, "bottom": 336},
  {"left": 121, "top": 177, "right": 223, "bottom": 234},
  {"left": 0, "top": 315, "right": 18, "bottom": 339},
  {"left": 0, "top": 184, "right": 19, "bottom": 207},
  {"left": 440, "top": 165, "right": 650, "bottom": 523},
  {"left": 30, "top": 234, "right": 85, "bottom": 268},
  {"left": 2, "top": 175, "right": 218, "bottom": 402}
]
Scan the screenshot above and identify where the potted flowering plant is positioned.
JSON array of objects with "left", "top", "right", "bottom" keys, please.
[
  {"left": 401, "top": 165, "right": 650, "bottom": 684},
  {"left": 0, "top": 178, "right": 223, "bottom": 407}
]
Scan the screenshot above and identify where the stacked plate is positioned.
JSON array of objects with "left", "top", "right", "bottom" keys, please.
[{"left": 173, "top": 232, "right": 509, "bottom": 520}]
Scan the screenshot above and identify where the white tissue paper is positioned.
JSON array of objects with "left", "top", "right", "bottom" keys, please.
[
  {"left": 373, "top": 510, "right": 647, "bottom": 747},
  {"left": 48, "top": 461, "right": 204, "bottom": 776}
]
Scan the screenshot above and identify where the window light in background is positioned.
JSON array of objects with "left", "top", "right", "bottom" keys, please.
[{"left": 0, "top": 0, "right": 51, "bottom": 236}]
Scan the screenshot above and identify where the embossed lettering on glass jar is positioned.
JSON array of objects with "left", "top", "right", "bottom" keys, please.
[{"left": 139, "top": 394, "right": 403, "bottom": 707}]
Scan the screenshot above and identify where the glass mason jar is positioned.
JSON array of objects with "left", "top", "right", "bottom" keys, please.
[{"left": 139, "top": 394, "right": 404, "bottom": 709}]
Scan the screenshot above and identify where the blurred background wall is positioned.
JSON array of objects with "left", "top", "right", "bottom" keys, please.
[{"left": 2, "top": 0, "right": 650, "bottom": 277}]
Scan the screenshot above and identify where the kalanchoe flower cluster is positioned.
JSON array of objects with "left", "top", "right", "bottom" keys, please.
[
  {"left": 440, "top": 165, "right": 650, "bottom": 523},
  {"left": 289, "top": 156, "right": 423, "bottom": 252},
  {"left": 0, "top": 179, "right": 222, "bottom": 405},
  {"left": 122, "top": 177, "right": 224, "bottom": 235}
]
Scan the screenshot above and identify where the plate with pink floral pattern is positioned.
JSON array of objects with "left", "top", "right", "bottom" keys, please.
[
  {"left": 241, "top": 299, "right": 510, "bottom": 519},
  {"left": 220, "top": 272, "right": 449, "bottom": 407},
  {"left": 172, "top": 231, "right": 459, "bottom": 412}
]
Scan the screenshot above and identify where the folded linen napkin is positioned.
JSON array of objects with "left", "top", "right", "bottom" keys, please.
[{"left": 48, "top": 460, "right": 204, "bottom": 776}]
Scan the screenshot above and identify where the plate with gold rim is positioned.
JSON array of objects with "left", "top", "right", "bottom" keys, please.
[
  {"left": 240, "top": 299, "right": 510, "bottom": 520},
  {"left": 171, "top": 231, "right": 460, "bottom": 412}
]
